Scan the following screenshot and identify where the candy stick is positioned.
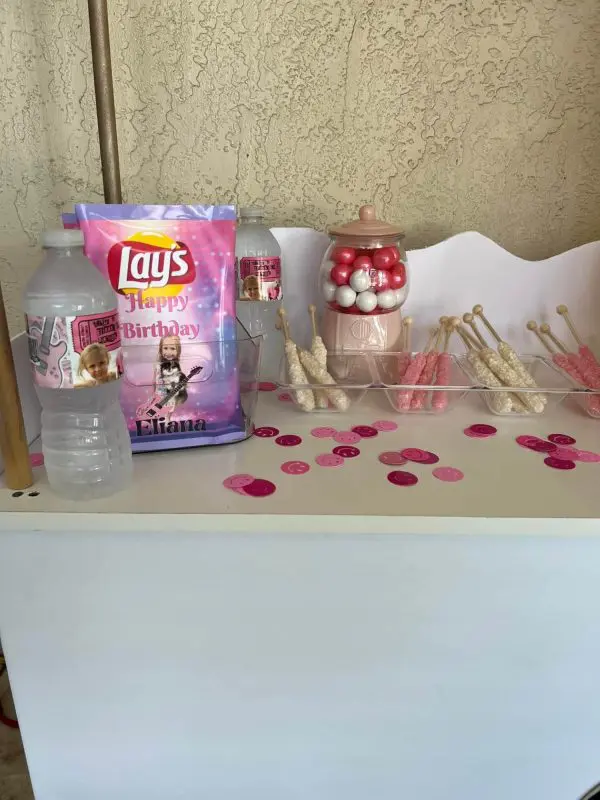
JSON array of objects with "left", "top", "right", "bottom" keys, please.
[
  {"left": 463, "top": 314, "right": 542, "bottom": 412},
  {"left": 308, "top": 304, "right": 329, "bottom": 409},
  {"left": 277, "top": 308, "right": 315, "bottom": 412},
  {"left": 410, "top": 326, "right": 443, "bottom": 409},
  {"left": 473, "top": 304, "right": 546, "bottom": 404},
  {"left": 539, "top": 323, "right": 569, "bottom": 354},
  {"left": 402, "top": 316, "right": 413, "bottom": 353},
  {"left": 298, "top": 349, "right": 350, "bottom": 411},
  {"left": 557, "top": 304, "right": 600, "bottom": 371},
  {"left": 542, "top": 319, "right": 600, "bottom": 389},
  {"left": 455, "top": 321, "right": 515, "bottom": 413},
  {"left": 396, "top": 327, "right": 436, "bottom": 410},
  {"left": 432, "top": 318, "right": 453, "bottom": 412}
]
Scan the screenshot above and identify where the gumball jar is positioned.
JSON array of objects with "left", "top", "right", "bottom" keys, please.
[{"left": 319, "top": 204, "right": 408, "bottom": 354}]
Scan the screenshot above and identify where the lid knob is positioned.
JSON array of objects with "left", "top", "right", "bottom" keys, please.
[{"left": 359, "top": 204, "right": 376, "bottom": 222}]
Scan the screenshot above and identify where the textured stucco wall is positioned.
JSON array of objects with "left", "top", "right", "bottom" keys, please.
[{"left": 2, "top": 0, "right": 600, "bottom": 332}]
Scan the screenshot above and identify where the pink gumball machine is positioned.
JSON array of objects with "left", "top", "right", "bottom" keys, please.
[{"left": 320, "top": 204, "right": 408, "bottom": 356}]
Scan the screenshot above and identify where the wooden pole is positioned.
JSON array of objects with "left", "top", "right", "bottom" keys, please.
[
  {"left": 0, "top": 285, "right": 33, "bottom": 490},
  {"left": 87, "top": 0, "right": 122, "bottom": 203}
]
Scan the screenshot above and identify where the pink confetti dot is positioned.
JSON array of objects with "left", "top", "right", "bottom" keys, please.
[
  {"left": 281, "top": 460, "right": 311, "bottom": 475},
  {"left": 432, "top": 466, "right": 464, "bottom": 483},
  {"left": 244, "top": 479, "right": 277, "bottom": 497},
  {"left": 223, "top": 474, "right": 255, "bottom": 490},
  {"left": 544, "top": 457, "right": 576, "bottom": 470},
  {"left": 254, "top": 426, "right": 280, "bottom": 438},
  {"left": 419, "top": 451, "right": 439, "bottom": 465},
  {"left": 548, "top": 433, "right": 576, "bottom": 446},
  {"left": 469, "top": 424, "right": 497, "bottom": 436},
  {"left": 378, "top": 451, "right": 407, "bottom": 466},
  {"left": 351, "top": 425, "right": 379, "bottom": 438},
  {"left": 259, "top": 381, "right": 277, "bottom": 392},
  {"left": 527, "top": 440, "right": 557, "bottom": 453},
  {"left": 400, "top": 448, "right": 429, "bottom": 463},
  {"left": 552, "top": 447, "right": 579, "bottom": 461},
  {"left": 278, "top": 393, "right": 292, "bottom": 402},
  {"left": 333, "top": 431, "right": 361, "bottom": 445},
  {"left": 30, "top": 453, "right": 44, "bottom": 467},
  {"left": 275, "top": 434, "right": 302, "bottom": 447},
  {"left": 332, "top": 445, "right": 360, "bottom": 458},
  {"left": 372, "top": 420, "right": 398, "bottom": 432},
  {"left": 516, "top": 435, "right": 543, "bottom": 449},
  {"left": 387, "top": 470, "right": 418, "bottom": 487},
  {"left": 573, "top": 449, "right": 600, "bottom": 463},
  {"left": 311, "top": 426, "right": 337, "bottom": 439},
  {"left": 315, "top": 453, "right": 345, "bottom": 468}
]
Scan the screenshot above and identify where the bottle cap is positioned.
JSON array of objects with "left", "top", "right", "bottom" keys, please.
[
  {"left": 42, "top": 229, "right": 84, "bottom": 248},
  {"left": 329, "top": 204, "right": 404, "bottom": 237},
  {"left": 239, "top": 206, "right": 264, "bottom": 219}
]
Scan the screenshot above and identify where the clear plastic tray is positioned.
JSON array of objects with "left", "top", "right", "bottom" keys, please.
[
  {"left": 277, "top": 351, "right": 375, "bottom": 412},
  {"left": 370, "top": 352, "right": 472, "bottom": 414},
  {"left": 549, "top": 361, "right": 600, "bottom": 419},
  {"left": 457, "top": 354, "right": 574, "bottom": 416}
]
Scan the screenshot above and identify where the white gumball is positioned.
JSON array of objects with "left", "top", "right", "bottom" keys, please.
[
  {"left": 355, "top": 290, "right": 377, "bottom": 313},
  {"left": 349, "top": 269, "right": 371, "bottom": 293},
  {"left": 377, "top": 289, "right": 396, "bottom": 309},
  {"left": 324, "top": 260, "right": 336, "bottom": 277},
  {"left": 322, "top": 279, "right": 337, "bottom": 303},
  {"left": 335, "top": 285, "right": 357, "bottom": 308},
  {"left": 395, "top": 287, "right": 407, "bottom": 306}
]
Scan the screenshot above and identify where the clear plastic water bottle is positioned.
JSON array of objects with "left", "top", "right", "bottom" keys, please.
[
  {"left": 23, "top": 229, "right": 132, "bottom": 500},
  {"left": 235, "top": 207, "right": 283, "bottom": 379}
]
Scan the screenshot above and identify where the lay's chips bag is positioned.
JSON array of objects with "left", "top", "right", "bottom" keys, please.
[{"left": 76, "top": 204, "right": 248, "bottom": 452}]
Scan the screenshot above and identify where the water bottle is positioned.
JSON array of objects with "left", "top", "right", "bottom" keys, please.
[
  {"left": 235, "top": 207, "right": 283, "bottom": 379},
  {"left": 23, "top": 229, "right": 132, "bottom": 500}
]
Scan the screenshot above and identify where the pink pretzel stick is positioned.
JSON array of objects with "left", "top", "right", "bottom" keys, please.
[
  {"left": 410, "top": 351, "right": 439, "bottom": 409},
  {"left": 397, "top": 352, "right": 426, "bottom": 409},
  {"left": 432, "top": 352, "right": 451, "bottom": 411},
  {"left": 579, "top": 345, "right": 600, "bottom": 371},
  {"left": 553, "top": 352, "right": 586, "bottom": 385},
  {"left": 397, "top": 352, "right": 412, "bottom": 380}
]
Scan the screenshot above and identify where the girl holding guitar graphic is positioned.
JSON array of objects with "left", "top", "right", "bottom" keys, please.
[{"left": 152, "top": 336, "right": 190, "bottom": 421}]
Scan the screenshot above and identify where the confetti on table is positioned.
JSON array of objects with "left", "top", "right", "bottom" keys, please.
[
  {"left": 254, "top": 426, "right": 280, "bottom": 438},
  {"left": 400, "top": 448, "right": 434, "bottom": 463},
  {"left": 387, "top": 470, "right": 419, "bottom": 487},
  {"left": 573, "top": 449, "right": 600, "bottom": 463},
  {"left": 275, "top": 434, "right": 302, "bottom": 447},
  {"left": 311, "top": 426, "right": 337, "bottom": 439},
  {"left": 351, "top": 425, "right": 379, "bottom": 438},
  {"left": 419, "top": 451, "right": 440, "bottom": 465},
  {"left": 378, "top": 451, "right": 407, "bottom": 466},
  {"left": 432, "top": 466, "right": 464, "bottom": 483},
  {"left": 548, "top": 433, "right": 576, "bottom": 446},
  {"left": 30, "top": 453, "right": 44, "bottom": 467},
  {"left": 259, "top": 382, "right": 277, "bottom": 392},
  {"left": 543, "top": 457, "right": 576, "bottom": 471},
  {"left": 464, "top": 424, "right": 497, "bottom": 438},
  {"left": 223, "top": 474, "right": 255, "bottom": 490},
  {"left": 552, "top": 447, "right": 579, "bottom": 461},
  {"left": 332, "top": 445, "right": 360, "bottom": 458},
  {"left": 333, "top": 431, "right": 361, "bottom": 445},
  {"left": 372, "top": 420, "right": 398, "bottom": 432},
  {"left": 281, "top": 460, "right": 311, "bottom": 475},
  {"left": 315, "top": 453, "right": 345, "bottom": 468},
  {"left": 278, "top": 393, "right": 292, "bottom": 402},
  {"left": 244, "top": 479, "right": 277, "bottom": 497}
]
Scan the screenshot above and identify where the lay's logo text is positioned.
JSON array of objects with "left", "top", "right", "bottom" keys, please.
[{"left": 108, "top": 234, "right": 196, "bottom": 293}]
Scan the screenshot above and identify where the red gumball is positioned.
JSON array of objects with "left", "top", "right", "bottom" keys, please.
[
  {"left": 388, "top": 262, "right": 407, "bottom": 289},
  {"left": 331, "top": 246, "right": 356, "bottom": 265},
  {"left": 372, "top": 246, "right": 401, "bottom": 270},
  {"left": 353, "top": 254, "right": 373, "bottom": 271},
  {"left": 330, "top": 262, "right": 353, "bottom": 286},
  {"left": 369, "top": 268, "right": 390, "bottom": 291}
]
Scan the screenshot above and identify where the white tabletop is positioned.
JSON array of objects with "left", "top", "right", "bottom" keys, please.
[{"left": 1, "top": 391, "right": 600, "bottom": 535}]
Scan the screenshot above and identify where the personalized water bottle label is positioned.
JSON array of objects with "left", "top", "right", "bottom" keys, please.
[
  {"left": 26, "top": 310, "right": 123, "bottom": 389},
  {"left": 237, "top": 257, "right": 282, "bottom": 302}
]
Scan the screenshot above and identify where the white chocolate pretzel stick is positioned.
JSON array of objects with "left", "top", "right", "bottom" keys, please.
[
  {"left": 308, "top": 305, "right": 329, "bottom": 409},
  {"left": 454, "top": 320, "right": 514, "bottom": 413},
  {"left": 473, "top": 305, "right": 546, "bottom": 405},
  {"left": 298, "top": 349, "right": 350, "bottom": 411},
  {"left": 277, "top": 308, "right": 315, "bottom": 412}
]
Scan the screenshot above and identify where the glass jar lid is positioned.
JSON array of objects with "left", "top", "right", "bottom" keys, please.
[{"left": 329, "top": 204, "right": 404, "bottom": 238}]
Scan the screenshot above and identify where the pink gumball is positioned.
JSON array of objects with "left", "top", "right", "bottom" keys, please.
[
  {"left": 330, "top": 262, "right": 353, "bottom": 286},
  {"left": 369, "top": 268, "right": 390, "bottom": 291},
  {"left": 388, "top": 263, "right": 407, "bottom": 289},
  {"left": 331, "top": 246, "right": 356, "bottom": 265},
  {"left": 372, "top": 246, "right": 400, "bottom": 270},
  {"left": 353, "top": 254, "right": 372, "bottom": 271}
]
